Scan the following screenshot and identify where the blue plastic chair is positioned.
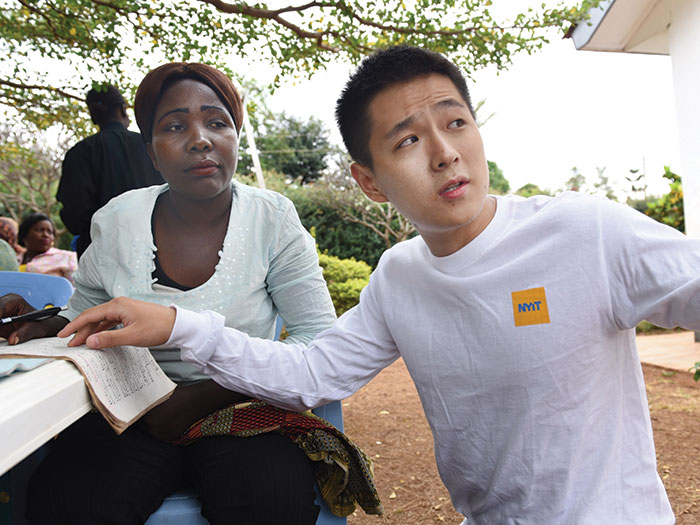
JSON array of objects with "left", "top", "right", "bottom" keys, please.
[
  {"left": 146, "top": 317, "right": 347, "bottom": 525},
  {"left": 0, "top": 271, "right": 74, "bottom": 525},
  {"left": 0, "top": 272, "right": 74, "bottom": 310}
]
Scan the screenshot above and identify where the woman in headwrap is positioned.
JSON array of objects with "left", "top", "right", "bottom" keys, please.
[
  {"left": 0, "top": 217, "right": 20, "bottom": 271},
  {"left": 17, "top": 213, "right": 77, "bottom": 282},
  {"left": 3, "top": 63, "right": 337, "bottom": 524}
]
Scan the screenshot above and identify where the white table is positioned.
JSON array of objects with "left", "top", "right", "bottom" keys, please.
[{"left": 0, "top": 359, "right": 91, "bottom": 475}]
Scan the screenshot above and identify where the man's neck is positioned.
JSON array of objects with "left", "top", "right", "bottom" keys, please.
[{"left": 423, "top": 196, "right": 497, "bottom": 257}]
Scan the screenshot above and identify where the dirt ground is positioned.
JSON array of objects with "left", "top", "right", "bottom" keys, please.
[{"left": 343, "top": 359, "right": 700, "bottom": 524}]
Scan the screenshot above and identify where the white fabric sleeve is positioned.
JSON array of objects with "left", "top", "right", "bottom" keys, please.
[
  {"left": 170, "top": 274, "right": 400, "bottom": 412},
  {"left": 601, "top": 199, "right": 700, "bottom": 330}
]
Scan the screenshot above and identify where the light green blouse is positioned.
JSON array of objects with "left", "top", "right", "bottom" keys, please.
[
  {"left": 65, "top": 182, "right": 336, "bottom": 383},
  {"left": 0, "top": 239, "right": 18, "bottom": 271}
]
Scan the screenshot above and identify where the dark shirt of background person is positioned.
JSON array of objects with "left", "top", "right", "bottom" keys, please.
[{"left": 57, "top": 84, "right": 163, "bottom": 258}]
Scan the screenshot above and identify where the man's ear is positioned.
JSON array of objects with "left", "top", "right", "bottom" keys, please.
[
  {"left": 350, "top": 163, "right": 389, "bottom": 203},
  {"left": 146, "top": 143, "right": 160, "bottom": 172},
  {"left": 119, "top": 105, "right": 130, "bottom": 127}
]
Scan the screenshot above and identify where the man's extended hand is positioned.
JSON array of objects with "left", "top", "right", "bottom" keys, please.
[{"left": 58, "top": 297, "right": 176, "bottom": 349}]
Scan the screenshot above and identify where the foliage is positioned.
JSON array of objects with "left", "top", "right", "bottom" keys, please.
[
  {"left": 295, "top": 190, "right": 389, "bottom": 268},
  {"left": 2, "top": 0, "right": 602, "bottom": 132},
  {"left": 560, "top": 166, "right": 618, "bottom": 201},
  {"left": 514, "top": 183, "right": 552, "bottom": 198},
  {"left": 488, "top": 160, "right": 509, "bottom": 194},
  {"left": 473, "top": 98, "right": 495, "bottom": 128},
  {"left": 561, "top": 167, "right": 587, "bottom": 193},
  {"left": 318, "top": 250, "right": 371, "bottom": 316},
  {"left": 240, "top": 111, "right": 335, "bottom": 184},
  {"left": 691, "top": 362, "right": 700, "bottom": 382},
  {"left": 625, "top": 167, "right": 648, "bottom": 200},
  {"left": 645, "top": 166, "right": 684, "bottom": 233},
  {"left": 0, "top": 125, "right": 71, "bottom": 246},
  {"left": 236, "top": 170, "right": 388, "bottom": 267},
  {"left": 310, "top": 159, "right": 416, "bottom": 250},
  {"left": 591, "top": 167, "right": 617, "bottom": 201},
  {"left": 626, "top": 197, "right": 652, "bottom": 214},
  {"left": 634, "top": 321, "right": 684, "bottom": 335}
]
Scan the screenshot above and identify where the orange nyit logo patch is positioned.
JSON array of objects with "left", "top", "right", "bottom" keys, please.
[{"left": 511, "top": 287, "right": 550, "bottom": 327}]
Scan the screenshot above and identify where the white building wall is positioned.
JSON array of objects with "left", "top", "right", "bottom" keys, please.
[{"left": 669, "top": 0, "right": 700, "bottom": 238}]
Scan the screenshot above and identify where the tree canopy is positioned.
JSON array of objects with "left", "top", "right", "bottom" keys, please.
[
  {"left": 239, "top": 111, "right": 335, "bottom": 184},
  {"left": 488, "top": 160, "right": 509, "bottom": 194},
  {"left": 2, "top": 0, "right": 601, "bottom": 133}
]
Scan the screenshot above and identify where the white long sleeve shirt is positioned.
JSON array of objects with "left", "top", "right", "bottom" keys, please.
[{"left": 172, "top": 192, "right": 700, "bottom": 523}]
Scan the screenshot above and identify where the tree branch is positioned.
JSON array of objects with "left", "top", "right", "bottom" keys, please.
[
  {"left": 199, "top": 0, "right": 339, "bottom": 51},
  {"left": 0, "top": 79, "right": 84, "bottom": 102},
  {"left": 17, "top": 0, "right": 61, "bottom": 40}
]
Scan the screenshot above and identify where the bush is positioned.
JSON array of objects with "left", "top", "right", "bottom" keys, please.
[
  {"left": 635, "top": 320, "right": 684, "bottom": 335},
  {"left": 691, "top": 362, "right": 700, "bottom": 382},
  {"left": 645, "top": 166, "right": 684, "bottom": 233},
  {"left": 237, "top": 171, "right": 388, "bottom": 267},
  {"left": 297, "top": 200, "right": 387, "bottom": 268},
  {"left": 318, "top": 251, "right": 371, "bottom": 316}
]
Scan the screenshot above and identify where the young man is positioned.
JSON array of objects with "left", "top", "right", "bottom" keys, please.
[{"left": 60, "top": 46, "right": 700, "bottom": 523}]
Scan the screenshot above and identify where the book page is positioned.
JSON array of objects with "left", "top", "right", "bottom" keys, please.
[{"left": 0, "top": 338, "right": 176, "bottom": 434}]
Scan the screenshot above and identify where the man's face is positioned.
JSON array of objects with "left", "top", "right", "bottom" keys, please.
[{"left": 351, "top": 74, "right": 494, "bottom": 256}]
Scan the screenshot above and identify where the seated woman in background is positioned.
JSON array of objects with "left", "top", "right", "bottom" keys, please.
[
  {"left": 17, "top": 213, "right": 77, "bottom": 282},
  {"left": 0, "top": 217, "right": 20, "bottom": 271},
  {"left": 0, "top": 63, "right": 337, "bottom": 525}
]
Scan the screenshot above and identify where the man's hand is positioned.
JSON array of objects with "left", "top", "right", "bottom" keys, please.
[
  {"left": 57, "top": 297, "right": 176, "bottom": 349},
  {"left": 0, "top": 293, "right": 67, "bottom": 344}
]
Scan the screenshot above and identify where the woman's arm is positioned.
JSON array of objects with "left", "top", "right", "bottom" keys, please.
[
  {"left": 265, "top": 200, "right": 336, "bottom": 343},
  {"left": 59, "top": 298, "right": 245, "bottom": 441}
]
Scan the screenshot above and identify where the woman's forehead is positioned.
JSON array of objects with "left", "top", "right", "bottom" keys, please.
[{"left": 159, "top": 80, "right": 224, "bottom": 110}]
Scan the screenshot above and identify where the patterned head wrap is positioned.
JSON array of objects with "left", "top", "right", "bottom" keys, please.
[{"left": 0, "top": 217, "right": 19, "bottom": 247}]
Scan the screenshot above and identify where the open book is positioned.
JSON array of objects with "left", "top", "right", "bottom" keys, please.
[{"left": 0, "top": 337, "right": 176, "bottom": 434}]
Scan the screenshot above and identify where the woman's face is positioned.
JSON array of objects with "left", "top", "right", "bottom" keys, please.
[
  {"left": 147, "top": 79, "right": 239, "bottom": 201},
  {"left": 24, "top": 220, "right": 54, "bottom": 254}
]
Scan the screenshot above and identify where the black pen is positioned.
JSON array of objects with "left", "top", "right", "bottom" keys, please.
[{"left": 0, "top": 306, "right": 66, "bottom": 325}]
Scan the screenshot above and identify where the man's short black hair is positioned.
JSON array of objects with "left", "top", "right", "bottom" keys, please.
[
  {"left": 335, "top": 45, "right": 475, "bottom": 168},
  {"left": 86, "top": 84, "right": 127, "bottom": 126}
]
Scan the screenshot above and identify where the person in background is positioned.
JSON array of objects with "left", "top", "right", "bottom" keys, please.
[
  {"left": 0, "top": 217, "right": 21, "bottom": 271},
  {"left": 18, "top": 213, "right": 77, "bottom": 282},
  {"left": 57, "top": 84, "right": 163, "bottom": 257}
]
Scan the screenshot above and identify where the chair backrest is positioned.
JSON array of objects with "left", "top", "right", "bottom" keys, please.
[{"left": 0, "top": 271, "right": 74, "bottom": 309}]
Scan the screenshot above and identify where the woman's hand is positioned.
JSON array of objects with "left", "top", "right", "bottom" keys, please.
[
  {"left": 0, "top": 293, "right": 67, "bottom": 344},
  {"left": 57, "top": 297, "right": 176, "bottom": 349},
  {"left": 140, "top": 385, "right": 199, "bottom": 442}
]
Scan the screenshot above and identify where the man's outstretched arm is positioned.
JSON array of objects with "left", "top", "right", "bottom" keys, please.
[{"left": 59, "top": 296, "right": 400, "bottom": 412}]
